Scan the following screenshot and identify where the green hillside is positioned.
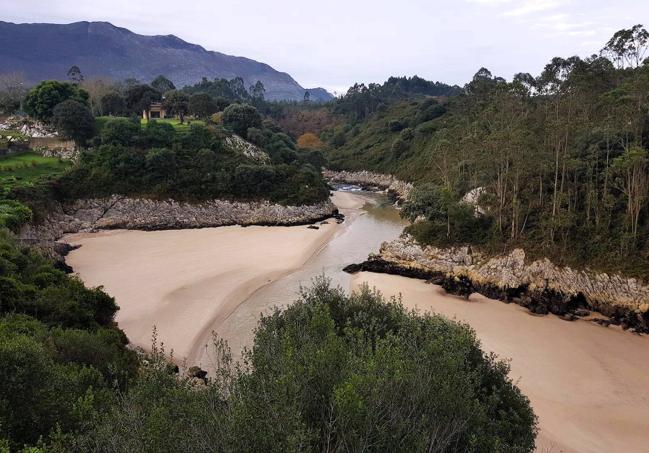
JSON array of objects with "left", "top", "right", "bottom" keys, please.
[{"left": 324, "top": 26, "right": 649, "bottom": 278}]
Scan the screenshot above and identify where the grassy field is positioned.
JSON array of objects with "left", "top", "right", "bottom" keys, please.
[
  {"left": 140, "top": 117, "right": 206, "bottom": 132},
  {"left": 95, "top": 116, "right": 206, "bottom": 134},
  {"left": 0, "top": 152, "right": 70, "bottom": 194}
]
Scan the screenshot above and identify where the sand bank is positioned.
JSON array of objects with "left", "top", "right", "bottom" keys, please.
[
  {"left": 64, "top": 219, "right": 340, "bottom": 362},
  {"left": 351, "top": 272, "right": 649, "bottom": 453}
]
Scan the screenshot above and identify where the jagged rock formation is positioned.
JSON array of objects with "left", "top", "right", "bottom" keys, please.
[
  {"left": 346, "top": 235, "right": 649, "bottom": 333},
  {"left": 224, "top": 135, "right": 269, "bottom": 163},
  {"left": 20, "top": 196, "right": 338, "bottom": 244},
  {"left": 322, "top": 169, "right": 413, "bottom": 203}
]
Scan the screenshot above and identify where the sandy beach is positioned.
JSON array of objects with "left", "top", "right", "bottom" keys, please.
[
  {"left": 64, "top": 217, "right": 340, "bottom": 363},
  {"left": 64, "top": 191, "right": 369, "bottom": 365},
  {"left": 351, "top": 272, "right": 649, "bottom": 453}
]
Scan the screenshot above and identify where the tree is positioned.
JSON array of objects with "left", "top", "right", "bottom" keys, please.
[
  {"left": 612, "top": 146, "right": 649, "bottom": 239},
  {"left": 188, "top": 93, "right": 217, "bottom": 119},
  {"left": 222, "top": 103, "right": 262, "bottom": 137},
  {"left": 24, "top": 81, "right": 89, "bottom": 121},
  {"left": 100, "top": 92, "right": 127, "bottom": 116},
  {"left": 67, "top": 65, "right": 84, "bottom": 84},
  {"left": 602, "top": 24, "right": 649, "bottom": 68},
  {"left": 80, "top": 78, "right": 116, "bottom": 115},
  {"left": 163, "top": 90, "right": 190, "bottom": 123},
  {"left": 249, "top": 80, "right": 266, "bottom": 100},
  {"left": 0, "top": 72, "right": 27, "bottom": 114},
  {"left": 100, "top": 118, "right": 140, "bottom": 146},
  {"left": 51, "top": 100, "right": 96, "bottom": 146},
  {"left": 125, "top": 84, "right": 161, "bottom": 117},
  {"left": 151, "top": 75, "right": 176, "bottom": 94},
  {"left": 303, "top": 89, "right": 311, "bottom": 102},
  {"left": 296, "top": 132, "right": 323, "bottom": 150}
]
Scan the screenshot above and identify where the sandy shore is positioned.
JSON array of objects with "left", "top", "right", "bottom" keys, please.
[
  {"left": 351, "top": 272, "right": 649, "bottom": 453},
  {"left": 64, "top": 216, "right": 341, "bottom": 363}
]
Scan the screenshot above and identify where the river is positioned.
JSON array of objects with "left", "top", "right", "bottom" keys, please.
[
  {"left": 64, "top": 189, "right": 649, "bottom": 453},
  {"left": 190, "top": 189, "right": 407, "bottom": 365}
]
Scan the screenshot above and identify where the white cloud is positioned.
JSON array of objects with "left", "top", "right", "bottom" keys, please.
[{"left": 504, "top": 0, "right": 566, "bottom": 17}]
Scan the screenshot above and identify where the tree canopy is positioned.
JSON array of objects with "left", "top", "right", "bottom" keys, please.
[{"left": 24, "top": 80, "right": 89, "bottom": 121}]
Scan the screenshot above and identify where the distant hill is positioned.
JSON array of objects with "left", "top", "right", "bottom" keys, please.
[{"left": 0, "top": 21, "right": 333, "bottom": 102}]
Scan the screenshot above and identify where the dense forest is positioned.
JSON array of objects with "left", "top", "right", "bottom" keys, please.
[{"left": 325, "top": 25, "right": 649, "bottom": 278}]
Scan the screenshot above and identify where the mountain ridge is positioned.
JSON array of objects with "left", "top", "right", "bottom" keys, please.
[{"left": 0, "top": 20, "right": 333, "bottom": 101}]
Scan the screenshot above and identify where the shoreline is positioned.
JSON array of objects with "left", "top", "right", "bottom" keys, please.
[
  {"left": 63, "top": 192, "right": 366, "bottom": 366},
  {"left": 344, "top": 237, "right": 649, "bottom": 334},
  {"left": 351, "top": 272, "right": 649, "bottom": 453}
]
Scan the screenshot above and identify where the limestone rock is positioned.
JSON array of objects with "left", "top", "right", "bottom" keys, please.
[{"left": 323, "top": 169, "right": 413, "bottom": 203}]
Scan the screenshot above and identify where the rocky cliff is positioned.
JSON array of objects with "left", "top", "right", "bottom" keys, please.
[
  {"left": 346, "top": 235, "right": 649, "bottom": 333},
  {"left": 21, "top": 195, "right": 338, "bottom": 248},
  {"left": 323, "top": 169, "right": 413, "bottom": 203}
]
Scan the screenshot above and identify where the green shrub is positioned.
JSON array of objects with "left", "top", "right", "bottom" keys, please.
[{"left": 82, "top": 279, "right": 537, "bottom": 452}]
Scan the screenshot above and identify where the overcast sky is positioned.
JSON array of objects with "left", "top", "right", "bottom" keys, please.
[{"left": 2, "top": 0, "right": 646, "bottom": 94}]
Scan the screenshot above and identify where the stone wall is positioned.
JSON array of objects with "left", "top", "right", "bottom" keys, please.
[
  {"left": 347, "top": 235, "right": 649, "bottom": 333},
  {"left": 323, "top": 169, "right": 413, "bottom": 203}
]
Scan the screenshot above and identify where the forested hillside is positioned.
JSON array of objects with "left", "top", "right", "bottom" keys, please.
[{"left": 325, "top": 26, "right": 649, "bottom": 278}]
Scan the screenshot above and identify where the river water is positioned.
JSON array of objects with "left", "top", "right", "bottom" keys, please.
[{"left": 194, "top": 190, "right": 408, "bottom": 364}]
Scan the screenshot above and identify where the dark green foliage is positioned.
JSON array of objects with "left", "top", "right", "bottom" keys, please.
[
  {"left": 24, "top": 80, "right": 89, "bottom": 121},
  {"left": 388, "top": 119, "right": 405, "bottom": 131},
  {"left": 82, "top": 279, "right": 536, "bottom": 452},
  {"left": 51, "top": 100, "right": 96, "bottom": 145},
  {"left": 100, "top": 92, "right": 127, "bottom": 116},
  {"left": 0, "top": 199, "right": 32, "bottom": 232},
  {"left": 222, "top": 103, "right": 262, "bottom": 137},
  {"left": 150, "top": 75, "right": 176, "bottom": 94},
  {"left": 0, "top": 232, "right": 137, "bottom": 450},
  {"left": 402, "top": 184, "right": 491, "bottom": 245},
  {"left": 334, "top": 76, "right": 461, "bottom": 121},
  {"left": 325, "top": 26, "right": 649, "bottom": 277},
  {"left": 125, "top": 84, "right": 161, "bottom": 116},
  {"left": 58, "top": 123, "right": 329, "bottom": 205},
  {"left": 162, "top": 90, "right": 190, "bottom": 122},
  {"left": 188, "top": 93, "right": 218, "bottom": 119},
  {"left": 183, "top": 76, "right": 252, "bottom": 102},
  {"left": 99, "top": 117, "right": 141, "bottom": 146}
]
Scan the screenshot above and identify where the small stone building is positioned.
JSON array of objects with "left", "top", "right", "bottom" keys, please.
[{"left": 143, "top": 102, "right": 166, "bottom": 120}]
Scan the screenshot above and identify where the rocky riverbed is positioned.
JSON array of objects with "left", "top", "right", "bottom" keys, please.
[
  {"left": 323, "top": 169, "right": 413, "bottom": 203},
  {"left": 345, "top": 235, "right": 649, "bottom": 333}
]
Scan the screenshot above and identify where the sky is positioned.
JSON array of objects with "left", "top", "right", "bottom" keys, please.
[{"left": 2, "top": 0, "right": 647, "bottom": 94}]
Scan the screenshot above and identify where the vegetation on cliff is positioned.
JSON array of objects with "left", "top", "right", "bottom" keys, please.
[{"left": 325, "top": 25, "right": 649, "bottom": 278}]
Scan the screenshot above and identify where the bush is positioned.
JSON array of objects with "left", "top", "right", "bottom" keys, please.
[
  {"left": 83, "top": 279, "right": 537, "bottom": 452},
  {"left": 51, "top": 100, "right": 96, "bottom": 145},
  {"left": 0, "top": 200, "right": 32, "bottom": 232},
  {"left": 388, "top": 119, "right": 405, "bottom": 132},
  {"left": 100, "top": 92, "right": 127, "bottom": 116},
  {"left": 100, "top": 118, "right": 141, "bottom": 146},
  {"left": 24, "top": 81, "right": 89, "bottom": 122},
  {"left": 222, "top": 103, "right": 262, "bottom": 137}
]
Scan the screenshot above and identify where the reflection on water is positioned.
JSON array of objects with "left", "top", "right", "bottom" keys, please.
[{"left": 199, "top": 191, "right": 407, "bottom": 363}]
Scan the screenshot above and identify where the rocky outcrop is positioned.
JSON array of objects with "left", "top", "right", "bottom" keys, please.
[
  {"left": 224, "top": 135, "right": 269, "bottom": 163},
  {"left": 347, "top": 235, "right": 649, "bottom": 333},
  {"left": 20, "top": 196, "right": 338, "bottom": 244},
  {"left": 323, "top": 169, "right": 413, "bottom": 203}
]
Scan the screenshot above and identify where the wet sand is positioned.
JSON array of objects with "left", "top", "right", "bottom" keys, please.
[
  {"left": 64, "top": 212, "right": 341, "bottom": 362},
  {"left": 351, "top": 272, "right": 649, "bottom": 453}
]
